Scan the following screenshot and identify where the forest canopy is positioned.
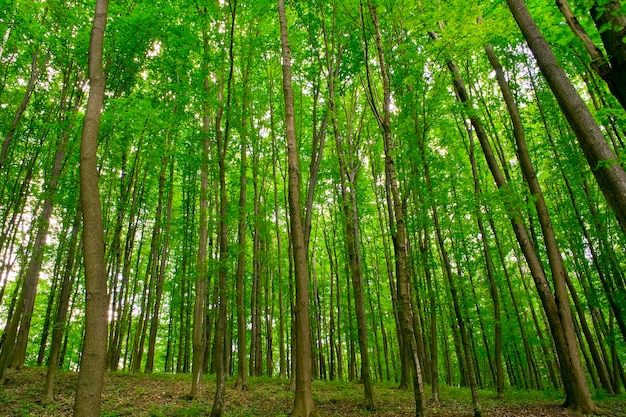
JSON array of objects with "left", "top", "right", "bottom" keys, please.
[{"left": 0, "top": 0, "right": 625, "bottom": 416}]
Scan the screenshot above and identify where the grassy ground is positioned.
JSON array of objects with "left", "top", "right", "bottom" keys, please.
[{"left": 0, "top": 367, "right": 624, "bottom": 416}]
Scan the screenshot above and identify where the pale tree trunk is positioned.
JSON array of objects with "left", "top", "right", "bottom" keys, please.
[
  {"left": 507, "top": 0, "right": 626, "bottom": 236},
  {"left": 267, "top": 72, "right": 288, "bottom": 379},
  {"left": 431, "top": 195, "right": 482, "bottom": 416},
  {"left": 0, "top": 64, "right": 82, "bottom": 380},
  {"left": 73, "top": 0, "right": 110, "bottom": 415},
  {"left": 145, "top": 153, "right": 174, "bottom": 373},
  {"left": 278, "top": 1, "right": 317, "bottom": 415},
  {"left": 364, "top": 2, "right": 424, "bottom": 415},
  {"left": 409, "top": 95, "right": 441, "bottom": 401}
]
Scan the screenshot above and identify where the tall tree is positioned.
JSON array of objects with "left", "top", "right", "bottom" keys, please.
[
  {"left": 211, "top": 1, "right": 237, "bottom": 415},
  {"left": 73, "top": 0, "right": 110, "bottom": 415},
  {"left": 278, "top": 0, "right": 317, "bottom": 415}
]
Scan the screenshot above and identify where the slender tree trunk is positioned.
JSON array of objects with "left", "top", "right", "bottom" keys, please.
[
  {"left": 435, "top": 24, "right": 595, "bottom": 410},
  {"left": 432, "top": 198, "right": 482, "bottom": 415},
  {"left": 555, "top": 0, "right": 626, "bottom": 109},
  {"left": 0, "top": 68, "right": 82, "bottom": 377},
  {"left": 268, "top": 72, "right": 288, "bottom": 379},
  {"left": 466, "top": 126, "right": 503, "bottom": 398},
  {"left": 73, "top": 1, "right": 110, "bottom": 415},
  {"left": 327, "top": 50, "right": 374, "bottom": 409},
  {"left": 278, "top": 1, "right": 317, "bottom": 415},
  {"left": 145, "top": 153, "right": 174, "bottom": 373}
]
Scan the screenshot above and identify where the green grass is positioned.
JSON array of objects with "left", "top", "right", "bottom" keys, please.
[{"left": 0, "top": 367, "right": 624, "bottom": 416}]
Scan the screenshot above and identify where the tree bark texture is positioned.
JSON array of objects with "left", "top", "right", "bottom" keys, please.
[
  {"left": 278, "top": 1, "right": 317, "bottom": 415},
  {"left": 73, "top": 0, "right": 110, "bottom": 415}
]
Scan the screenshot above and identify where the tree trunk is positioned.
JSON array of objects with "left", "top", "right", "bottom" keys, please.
[
  {"left": 234, "top": 39, "right": 250, "bottom": 392},
  {"left": 466, "top": 122, "right": 503, "bottom": 397},
  {"left": 73, "top": 0, "right": 110, "bottom": 415},
  {"left": 278, "top": 1, "right": 317, "bottom": 415},
  {"left": 327, "top": 49, "right": 374, "bottom": 408},
  {"left": 590, "top": 0, "right": 626, "bottom": 109},
  {"left": 211, "top": 3, "right": 236, "bottom": 415},
  {"left": 278, "top": 0, "right": 317, "bottom": 417},
  {"left": 555, "top": 0, "right": 626, "bottom": 109},
  {"left": 145, "top": 153, "right": 174, "bottom": 373},
  {"left": 0, "top": 51, "right": 40, "bottom": 170}
]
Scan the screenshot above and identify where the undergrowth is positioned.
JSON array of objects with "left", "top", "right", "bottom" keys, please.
[{"left": 0, "top": 367, "right": 623, "bottom": 416}]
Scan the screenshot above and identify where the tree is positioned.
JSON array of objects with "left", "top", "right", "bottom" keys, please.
[
  {"left": 73, "top": 0, "right": 110, "bottom": 415},
  {"left": 278, "top": 0, "right": 317, "bottom": 415}
]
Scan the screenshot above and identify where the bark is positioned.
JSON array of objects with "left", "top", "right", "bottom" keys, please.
[
  {"left": 590, "top": 0, "right": 626, "bottom": 108},
  {"left": 466, "top": 123, "right": 503, "bottom": 398},
  {"left": 555, "top": 0, "right": 626, "bottom": 109},
  {"left": 507, "top": 0, "right": 626, "bottom": 236},
  {"left": 486, "top": 43, "right": 596, "bottom": 411},
  {"left": 73, "top": 0, "right": 110, "bottom": 415},
  {"left": 108, "top": 150, "right": 143, "bottom": 371},
  {"left": 268, "top": 72, "right": 288, "bottom": 379},
  {"left": 0, "top": 64, "right": 82, "bottom": 378},
  {"left": 235, "top": 35, "right": 251, "bottom": 391},
  {"left": 431, "top": 197, "right": 481, "bottom": 416},
  {"left": 278, "top": 1, "right": 317, "bottom": 415},
  {"left": 410, "top": 96, "right": 440, "bottom": 401}
]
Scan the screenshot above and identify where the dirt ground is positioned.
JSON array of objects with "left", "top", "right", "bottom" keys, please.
[{"left": 0, "top": 367, "right": 624, "bottom": 416}]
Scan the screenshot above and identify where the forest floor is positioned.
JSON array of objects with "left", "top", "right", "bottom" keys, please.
[{"left": 0, "top": 367, "right": 624, "bottom": 416}]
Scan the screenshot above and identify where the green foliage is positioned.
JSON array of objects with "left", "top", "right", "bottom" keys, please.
[{"left": 1, "top": 0, "right": 626, "bottom": 408}]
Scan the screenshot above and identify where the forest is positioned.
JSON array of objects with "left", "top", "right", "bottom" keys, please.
[{"left": 1, "top": 0, "right": 626, "bottom": 416}]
